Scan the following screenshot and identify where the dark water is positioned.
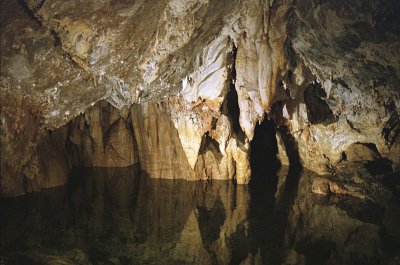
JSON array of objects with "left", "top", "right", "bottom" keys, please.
[{"left": 1, "top": 166, "right": 399, "bottom": 265}]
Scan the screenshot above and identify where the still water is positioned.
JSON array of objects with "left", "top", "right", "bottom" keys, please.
[{"left": 1, "top": 166, "right": 399, "bottom": 265}]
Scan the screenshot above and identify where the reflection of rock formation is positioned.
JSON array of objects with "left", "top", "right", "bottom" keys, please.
[
  {"left": 1, "top": 168, "right": 253, "bottom": 265},
  {"left": 132, "top": 175, "right": 252, "bottom": 265},
  {"left": 2, "top": 168, "right": 398, "bottom": 264},
  {"left": 274, "top": 168, "right": 400, "bottom": 265},
  {"left": 174, "top": 210, "right": 213, "bottom": 264}
]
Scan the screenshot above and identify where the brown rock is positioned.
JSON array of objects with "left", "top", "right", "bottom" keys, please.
[
  {"left": 36, "top": 138, "right": 69, "bottom": 189},
  {"left": 311, "top": 177, "right": 367, "bottom": 199},
  {"left": 103, "top": 118, "right": 137, "bottom": 167},
  {"left": 346, "top": 143, "right": 381, "bottom": 162},
  {"left": 387, "top": 135, "right": 400, "bottom": 171},
  {"left": 383, "top": 207, "right": 400, "bottom": 237}
]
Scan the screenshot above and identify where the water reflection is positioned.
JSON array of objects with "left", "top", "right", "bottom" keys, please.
[{"left": 1, "top": 166, "right": 399, "bottom": 265}]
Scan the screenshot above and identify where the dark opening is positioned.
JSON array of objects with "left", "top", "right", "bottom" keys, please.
[
  {"left": 304, "top": 82, "right": 337, "bottom": 125},
  {"left": 225, "top": 44, "right": 246, "bottom": 143},
  {"left": 382, "top": 101, "right": 400, "bottom": 147},
  {"left": 249, "top": 119, "right": 280, "bottom": 184},
  {"left": 226, "top": 87, "right": 244, "bottom": 136},
  {"left": 277, "top": 126, "right": 302, "bottom": 169},
  {"left": 16, "top": 0, "right": 42, "bottom": 24},
  {"left": 197, "top": 198, "right": 226, "bottom": 246},
  {"left": 199, "top": 133, "right": 223, "bottom": 162},
  {"left": 248, "top": 119, "right": 303, "bottom": 265}
]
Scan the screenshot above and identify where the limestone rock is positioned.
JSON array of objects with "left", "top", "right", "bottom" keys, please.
[
  {"left": 0, "top": 92, "right": 44, "bottom": 197},
  {"left": 276, "top": 131, "right": 290, "bottom": 166},
  {"left": 171, "top": 103, "right": 205, "bottom": 169},
  {"left": 383, "top": 207, "right": 400, "bottom": 237},
  {"left": 66, "top": 101, "right": 138, "bottom": 167},
  {"left": 387, "top": 135, "right": 400, "bottom": 171},
  {"left": 103, "top": 118, "right": 137, "bottom": 167},
  {"left": 1, "top": 0, "right": 400, "bottom": 195},
  {"left": 131, "top": 100, "right": 196, "bottom": 180},
  {"left": 33, "top": 137, "right": 69, "bottom": 189},
  {"left": 346, "top": 143, "right": 382, "bottom": 162},
  {"left": 131, "top": 99, "right": 251, "bottom": 183},
  {"left": 274, "top": 0, "right": 400, "bottom": 173},
  {"left": 311, "top": 177, "right": 367, "bottom": 199}
]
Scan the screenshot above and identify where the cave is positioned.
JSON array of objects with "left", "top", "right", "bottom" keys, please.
[
  {"left": 250, "top": 119, "right": 279, "bottom": 182},
  {"left": 1, "top": 0, "right": 400, "bottom": 264}
]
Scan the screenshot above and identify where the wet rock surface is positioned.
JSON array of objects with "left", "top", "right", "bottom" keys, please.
[
  {"left": 1, "top": 0, "right": 399, "bottom": 199},
  {"left": 1, "top": 0, "right": 399, "bottom": 263},
  {"left": 131, "top": 98, "right": 250, "bottom": 183},
  {"left": 1, "top": 166, "right": 399, "bottom": 265},
  {"left": 66, "top": 101, "right": 138, "bottom": 168},
  {"left": 273, "top": 0, "right": 400, "bottom": 174}
]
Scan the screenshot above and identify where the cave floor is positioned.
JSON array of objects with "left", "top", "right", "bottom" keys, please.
[{"left": 1, "top": 166, "right": 399, "bottom": 265}]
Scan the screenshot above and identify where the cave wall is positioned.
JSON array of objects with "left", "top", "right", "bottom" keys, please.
[
  {"left": 1, "top": 0, "right": 400, "bottom": 196},
  {"left": 272, "top": 0, "right": 400, "bottom": 174},
  {"left": 66, "top": 100, "right": 138, "bottom": 167},
  {"left": 131, "top": 98, "right": 250, "bottom": 183},
  {"left": 67, "top": 97, "right": 251, "bottom": 183}
]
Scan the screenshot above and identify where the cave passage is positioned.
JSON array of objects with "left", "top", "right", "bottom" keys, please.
[
  {"left": 249, "top": 119, "right": 280, "bottom": 184},
  {"left": 226, "top": 84, "right": 246, "bottom": 143}
]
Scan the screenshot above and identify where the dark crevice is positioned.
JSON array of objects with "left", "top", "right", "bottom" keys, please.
[
  {"left": 346, "top": 119, "right": 361, "bottom": 133},
  {"left": 16, "top": 0, "right": 42, "bottom": 25},
  {"left": 277, "top": 126, "right": 302, "bottom": 169},
  {"left": 248, "top": 120, "right": 302, "bottom": 265},
  {"left": 365, "top": 158, "right": 393, "bottom": 175},
  {"left": 249, "top": 119, "right": 280, "bottom": 184},
  {"left": 29, "top": 0, "right": 46, "bottom": 13},
  {"left": 283, "top": 38, "right": 297, "bottom": 68},
  {"left": 304, "top": 82, "right": 337, "bottom": 125},
  {"left": 199, "top": 133, "right": 223, "bottom": 162},
  {"left": 16, "top": 0, "right": 62, "bottom": 50},
  {"left": 197, "top": 198, "right": 226, "bottom": 246},
  {"left": 226, "top": 43, "right": 246, "bottom": 143},
  {"left": 382, "top": 101, "right": 400, "bottom": 147},
  {"left": 226, "top": 87, "right": 245, "bottom": 139},
  {"left": 50, "top": 29, "right": 62, "bottom": 47},
  {"left": 231, "top": 43, "right": 237, "bottom": 81},
  {"left": 361, "top": 142, "right": 381, "bottom": 155},
  {"left": 335, "top": 78, "right": 352, "bottom": 91}
]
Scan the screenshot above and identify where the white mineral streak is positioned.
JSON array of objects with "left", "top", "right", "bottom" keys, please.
[
  {"left": 228, "top": 137, "right": 251, "bottom": 184},
  {"left": 234, "top": 0, "right": 287, "bottom": 140},
  {"left": 174, "top": 34, "right": 233, "bottom": 169},
  {"left": 174, "top": 0, "right": 287, "bottom": 172},
  {"left": 170, "top": 106, "right": 204, "bottom": 169},
  {"left": 235, "top": 37, "right": 267, "bottom": 139},
  {"left": 172, "top": 27, "right": 235, "bottom": 170},
  {"left": 213, "top": 115, "right": 231, "bottom": 156},
  {"left": 182, "top": 35, "right": 232, "bottom": 103}
]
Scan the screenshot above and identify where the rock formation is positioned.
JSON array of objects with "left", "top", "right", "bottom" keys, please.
[{"left": 1, "top": 0, "right": 400, "bottom": 196}]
